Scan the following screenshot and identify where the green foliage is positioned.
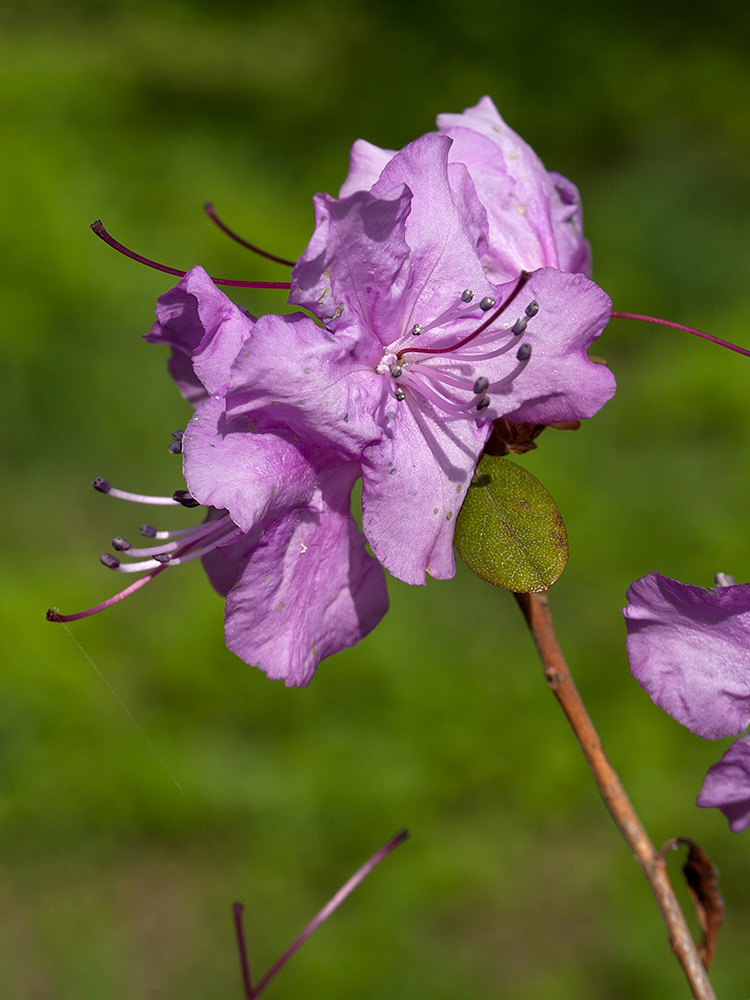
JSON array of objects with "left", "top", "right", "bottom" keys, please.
[
  {"left": 3, "top": 1, "right": 750, "bottom": 998},
  {"left": 456, "top": 455, "right": 568, "bottom": 592}
]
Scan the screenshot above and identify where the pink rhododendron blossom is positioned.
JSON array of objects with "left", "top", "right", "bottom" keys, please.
[
  {"left": 624, "top": 572, "right": 750, "bottom": 830},
  {"left": 53, "top": 99, "right": 616, "bottom": 687}
]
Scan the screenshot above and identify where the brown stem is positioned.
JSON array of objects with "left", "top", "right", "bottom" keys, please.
[{"left": 514, "top": 591, "right": 717, "bottom": 1000}]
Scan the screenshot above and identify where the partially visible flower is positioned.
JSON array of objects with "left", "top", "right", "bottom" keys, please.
[
  {"left": 624, "top": 572, "right": 750, "bottom": 830},
  {"left": 340, "top": 96, "right": 591, "bottom": 283}
]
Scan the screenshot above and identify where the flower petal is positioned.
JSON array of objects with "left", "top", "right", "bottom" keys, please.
[
  {"left": 182, "top": 394, "right": 319, "bottom": 533},
  {"left": 291, "top": 184, "right": 413, "bottom": 336},
  {"left": 697, "top": 736, "right": 750, "bottom": 832},
  {"left": 624, "top": 573, "right": 750, "bottom": 739},
  {"left": 223, "top": 311, "right": 383, "bottom": 460},
  {"left": 145, "top": 266, "right": 255, "bottom": 398},
  {"left": 361, "top": 394, "right": 489, "bottom": 585},
  {"left": 339, "top": 138, "right": 395, "bottom": 197},
  {"left": 436, "top": 96, "right": 590, "bottom": 280},
  {"left": 487, "top": 268, "right": 615, "bottom": 424},
  {"left": 222, "top": 463, "right": 389, "bottom": 686}
]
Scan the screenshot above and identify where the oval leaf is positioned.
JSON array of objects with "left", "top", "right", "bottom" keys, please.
[{"left": 455, "top": 454, "right": 568, "bottom": 592}]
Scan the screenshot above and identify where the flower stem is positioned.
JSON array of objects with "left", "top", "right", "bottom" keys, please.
[{"left": 513, "top": 591, "right": 717, "bottom": 1000}]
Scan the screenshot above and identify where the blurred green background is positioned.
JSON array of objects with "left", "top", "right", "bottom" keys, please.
[{"left": 3, "top": 0, "right": 750, "bottom": 997}]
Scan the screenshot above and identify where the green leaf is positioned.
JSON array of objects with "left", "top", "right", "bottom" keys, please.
[{"left": 455, "top": 454, "right": 568, "bottom": 592}]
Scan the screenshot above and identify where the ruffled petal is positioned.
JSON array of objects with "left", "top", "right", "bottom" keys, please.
[
  {"left": 486, "top": 268, "right": 614, "bottom": 424},
  {"left": 223, "top": 311, "right": 384, "bottom": 460},
  {"left": 339, "top": 138, "right": 395, "bottom": 197},
  {"left": 624, "top": 574, "right": 750, "bottom": 739},
  {"left": 223, "top": 463, "right": 389, "bottom": 686},
  {"left": 145, "top": 266, "right": 255, "bottom": 398},
  {"left": 436, "top": 97, "right": 590, "bottom": 280},
  {"left": 697, "top": 736, "right": 750, "bottom": 832},
  {"left": 182, "top": 394, "right": 318, "bottom": 532},
  {"left": 291, "top": 184, "right": 413, "bottom": 339},
  {"left": 369, "top": 133, "right": 492, "bottom": 335},
  {"left": 361, "top": 393, "right": 490, "bottom": 585}
]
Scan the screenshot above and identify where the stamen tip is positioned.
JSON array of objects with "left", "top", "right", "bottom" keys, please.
[
  {"left": 92, "top": 477, "right": 111, "bottom": 494},
  {"left": 112, "top": 536, "right": 131, "bottom": 551},
  {"left": 100, "top": 553, "right": 120, "bottom": 569},
  {"left": 140, "top": 524, "right": 157, "bottom": 537},
  {"left": 517, "top": 343, "right": 532, "bottom": 361}
]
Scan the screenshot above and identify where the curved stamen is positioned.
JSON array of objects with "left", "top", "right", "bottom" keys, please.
[
  {"left": 47, "top": 561, "right": 171, "bottom": 622},
  {"left": 395, "top": 271, "right": 531, "bottom": 362},
  {"left": 115, "top": 513, "right": 235, "bottom": 559},
  {"left": 611, "top": 312, "right": 750, "bottom": 358},
  {"left": 90, "top": 221, "right": 292, "bottom": 290},
  {"left": 487, "top": 343, "right": 533, "bottom": 392},
  {"left": 203, "top": 202, "right": 296, "bottom": 268},
  {"left": 93, "top": 478, "right": 180, "bottom": 505}
]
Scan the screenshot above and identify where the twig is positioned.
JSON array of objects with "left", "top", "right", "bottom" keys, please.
[{"left": 514, "top": 591, "right": 717, "bottom": 1000}]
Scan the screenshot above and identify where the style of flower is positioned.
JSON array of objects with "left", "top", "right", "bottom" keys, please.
[
  {"left": 50, "top": 98, "right": 616, "bottom": 686},
  {"left": 624, "top": 572, "right": 750, "bottom": 831}
]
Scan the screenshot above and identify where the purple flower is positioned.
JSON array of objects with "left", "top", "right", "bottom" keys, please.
[
  {"left": 340, "top": 96, "right": 591, "bottom": 283},
  {"left": 52, "top": 99, "right": 615, "bottom": 687},
  {"left": 624, "top": 572, "right": 750, "bottom": 830}
]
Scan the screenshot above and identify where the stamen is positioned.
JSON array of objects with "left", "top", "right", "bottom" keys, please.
[
  {"left": 173, "top": 490, "right": 201, "bottom": 508},
  {"left": 394, "top": 387, "right": 406, "bottom": 401},
  {"left": 510, "top": 316, "right": 528, "bottom": 336},
  {"left": 525, "top": 300, "right": 539, "bottom": 317},
  {"left": 461, "top": 289, "right": 474, "bottom": 303},
  {"left": 93, "top": 478, "right": 181, "bottom": 505},
  {"left": 202, "top": 202, "right": 296, "bottom": 267},
  {"left": 396, "top": 271, "right": 531, "bottom": 362},
  {"left": 487, "top": 343, "right": 533, "bottom": 392},
  {"left": 112, "top": 537, "right": 131, "bottom": 551},
  {"left": 47, "top": 564, "right": 170, "bottom": 622},
  {"left": 611, "top": 312, "right": 750, "bottom": 358},
  {"left": 117, "top": 513, "right": 235, "bottom": 558},
  {"left": 410, "top": 324, "right": 424, "bottom": 336},
  {"left": 473, "top": 376, "right": 490, "bottom": 394},
  {"left": 479, "top": 296, "right": 496, "bottom": 311},
  {"left": 90, "top": 221, "right": 292, "bottom": 290}
]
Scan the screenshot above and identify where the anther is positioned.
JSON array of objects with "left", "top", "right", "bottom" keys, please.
[
  {"left": 525, "top": 300, "right": 539, "bottom": 317},
  {"left": 154, "top": 553, "right": 171, "bottom": 564},
  {"left": 473, "top": 376, "right": 490, "bottom": 394},
  {"left": 389, "top": 363, "right": 403, "bottom": 378},
  {"left": 479, "top": 296, "right": 496, "bottom": 312},
  {"left": 168, "top": 441, "right": 182, "bottom": 455},
  {"left": 173, "top": 490, "right": 201, "bottom": 508},
  {"left": 517, "top": 343, "right": 532, "bottom": 361},
  {"left": 112, "top": 537, "right": 131, "bottom": 551},
  {"left": 461, "top": 289, "right": 474, "bottom": 303},
  {"left": 394, "top": 387, "right": 406, "bottom": 401},
  {"left": 171, "top": 430, "right": 184, "bottom": 441},
  {"left": 140, "top": 524, "right": 157, "bottom": 537},
  {"left": 410, "top": 324, "right": 423, "bottom": 336},
  {"left": 511, "top": 316, "right": 528, "bottom": 336},
  {"left": 93, "top": 477, "right": 111, "bottom": 494},
  {"left": 100, "top": 553, "right": 120, "bottom": 569},
  {"left": 476, "top": 397, "right": 491, "bottom": 411}
]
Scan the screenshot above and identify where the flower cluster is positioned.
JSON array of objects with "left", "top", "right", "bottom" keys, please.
[
  {"left": 625, "top": 572, "right": 750, "bottom": 831},
  {"left": 52, "top": 98, "right": 616, "bottom": 685}
]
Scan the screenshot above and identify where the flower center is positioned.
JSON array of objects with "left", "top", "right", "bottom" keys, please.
[{"left": 381, "top": 271, "right": 537, "bottom": 416}]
